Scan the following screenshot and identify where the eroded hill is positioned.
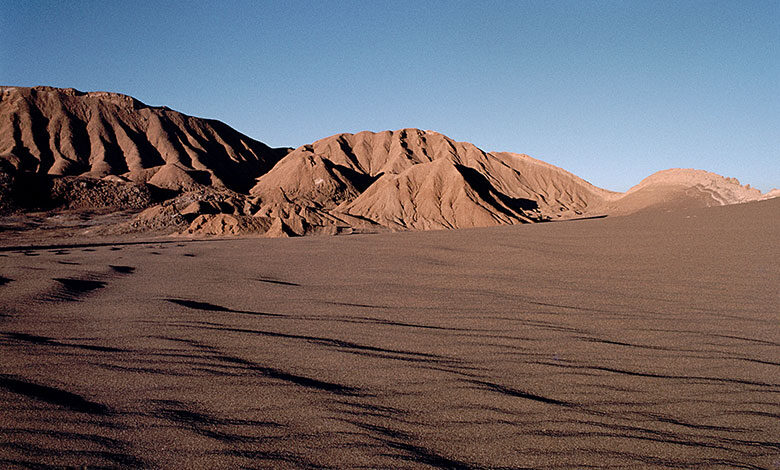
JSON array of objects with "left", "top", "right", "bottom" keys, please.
[
  {"left": 1, "top": 86, "right": 774, "bottom": 238},
  {"left": 0, "top": 86, "right": 288, "bottom": 193}
]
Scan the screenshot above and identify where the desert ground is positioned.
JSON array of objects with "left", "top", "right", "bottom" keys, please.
[{"left": 0, "top": 199, "right": 778, "bottom": 469}]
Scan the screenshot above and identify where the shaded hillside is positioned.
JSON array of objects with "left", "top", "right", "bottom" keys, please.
[{"left": 0, "top": 86, "right": 288, "bottom": 193}]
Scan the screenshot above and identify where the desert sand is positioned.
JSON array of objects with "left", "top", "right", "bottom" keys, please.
[{"left": 1, "top": 198, "right": 778, "bottom": 468}]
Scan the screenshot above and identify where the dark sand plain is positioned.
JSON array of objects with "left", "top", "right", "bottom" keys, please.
[{"left": 0, "top": 199, "right": 778, "bottom": 469}]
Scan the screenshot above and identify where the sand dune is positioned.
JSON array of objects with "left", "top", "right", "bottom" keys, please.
[{"left": 0, "top": 199, "right": 777, "bottom": 468}]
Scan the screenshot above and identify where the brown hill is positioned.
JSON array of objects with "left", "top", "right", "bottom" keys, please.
[
  {"left": 338, "top": 159, "right": 539, "bottom": 230},
  {"left": 0, "top": 86, "right": 288, "bottom": 193},
  {"left": 249, "top": 129, "right": 620, "bottom": 232},
  {"left": 1, "top": 86, "right": 775, "bottom": 237},
  {"left": 601, "top": 168, "right": 768, "bottom": 215}
]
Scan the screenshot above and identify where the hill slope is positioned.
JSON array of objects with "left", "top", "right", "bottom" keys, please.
[
  {"left": 599, "top": 168, "right": 767, "bottom": 215},
  {"left": 1, "top": 86, "right": 775, "bottom": 237},
  {"left": 0, "top": 86, "right": 288, "bottom": 193},
  {"left": 249, "top": 129, "right": 620, "bottom": 231}
]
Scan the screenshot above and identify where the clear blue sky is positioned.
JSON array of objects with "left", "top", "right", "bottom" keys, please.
[{"left": 2, "top": 0, "right": 778, "bottom": 191}]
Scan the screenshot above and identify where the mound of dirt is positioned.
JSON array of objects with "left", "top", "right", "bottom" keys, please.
[
  {"left": 123, "top": 187, "right": 297, "bottom": 237},
  {"left": 128, "top": 188, "right": 245, "bottom": 233}
]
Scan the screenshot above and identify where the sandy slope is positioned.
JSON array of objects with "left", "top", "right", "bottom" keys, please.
[{"left": 0, "top": 199, "right": 777, "bottom": 469}]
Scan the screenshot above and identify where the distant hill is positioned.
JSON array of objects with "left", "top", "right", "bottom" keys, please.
[
  {"left": 598, "top": 168, "right": 767, "bottom": 215},
  {"left": 0, "top": 86, "right": 774, "bottom": 236}
]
